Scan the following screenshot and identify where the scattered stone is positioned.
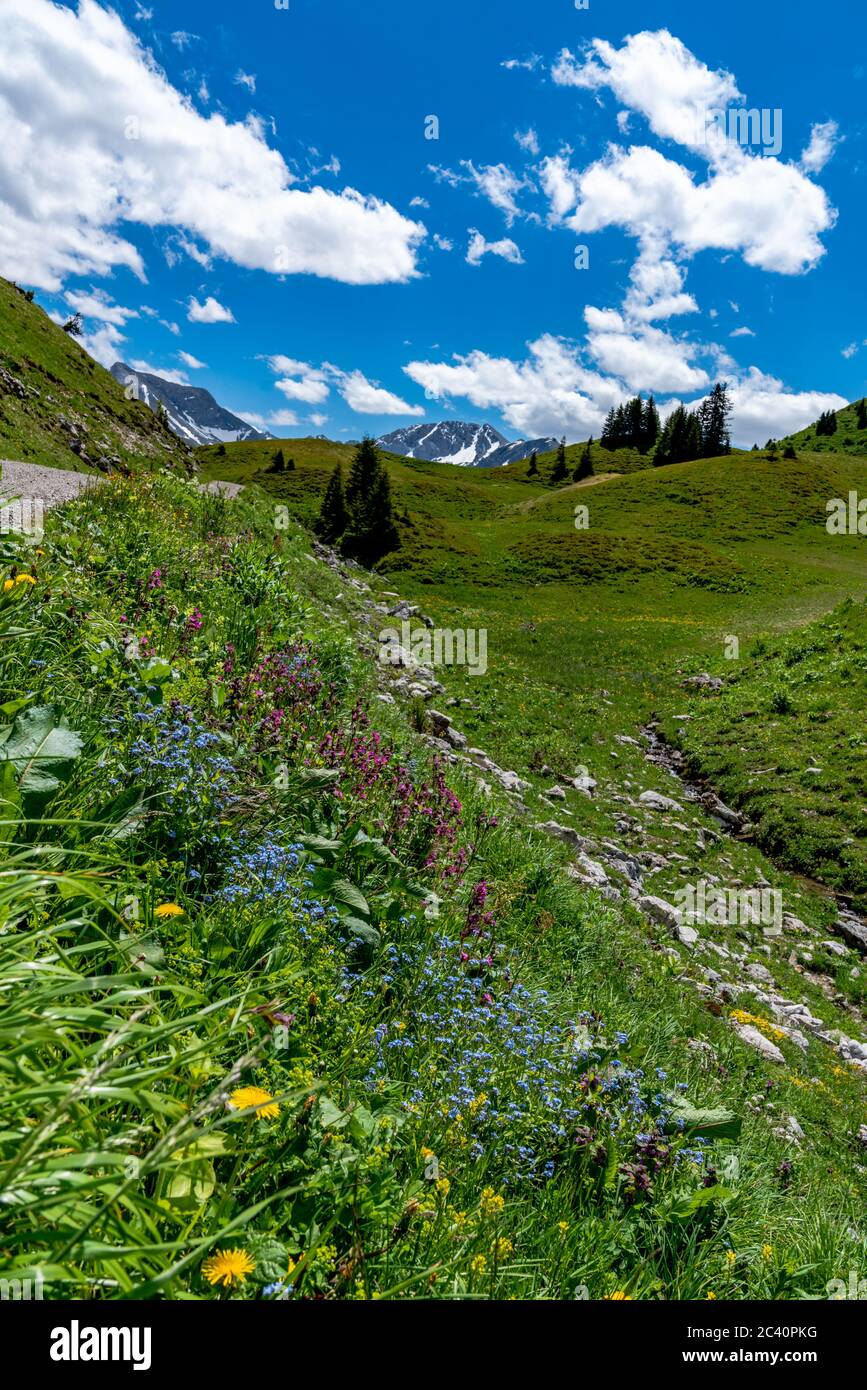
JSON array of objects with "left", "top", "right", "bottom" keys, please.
[
  {"left": 782, "top": 913, "right": 812, "bottom": 935},
  {"left": 571, "top": 853, "right": 610, "bottom": 889},
  {"left": 497, "top": 769, "right": 530, "bottom": 795},
  {"left": 734, "top": 1023, "right": 786, "bottom": 1064},
  {"left": 638, "top": 894, "right": 681, "bottom": 931},
  {"left": 536, "top": 820, "right": 587, "bottom": 848},
  {"left": 544, "top": 785, "right": 567, "bottom": 801},
  {"left": 701, "top": 791, "right": 745, "bottom": 830},
  {"left": 835, "top": 911, "right": 867, "bottom": 956},
  {"left": 681, "top": 673, "right": 723, "bottom": 691},
  {"left": 638, "top": 789, "right": 684, "bottom": 814},
  {"left": 745, "top": 961, "right": 775, "bottom": 986}
]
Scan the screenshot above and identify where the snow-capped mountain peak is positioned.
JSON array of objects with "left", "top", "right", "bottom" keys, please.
[
  {"left": 377, "top": 421, "right": 557, "bottom": 468},
  {"left": 110, "top": 362, "right": 270, "bottom": 446}
]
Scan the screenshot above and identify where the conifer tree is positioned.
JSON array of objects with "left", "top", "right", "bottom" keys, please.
[
  {"left": 857, "top": 399, "right": 867, "bottom": 431},
  {"left": 315, "top": 463, "right": 349, "bottom": 544},
  {"left": 697, "top": 382, "right": 732, "bottom": 457},
  {"left": 551, "top": 437, "right": 568, "bottom": 482},
  {"left": 600, "top": 407, "right": 617, "bottom": 450},
  {"left": 816, "top": 410, "right": 838, "bottom": 437},
  {"left": 641, "top": 395, "right": 661, "bottom": 453},
  {"left": 527, "top": 449, "right": 539, "bottom": 476},
  {"left": 654, "top": 406, "right": 702, "bottom": 465},
  {"left": 573, "top": 437, "right": 594, "bottom": 480},
  {"left": 340, "top": 437, "right": 400, "bottom": 564},
  {"left": 626, "top": 397, "right": 644, "bottom": 450}
]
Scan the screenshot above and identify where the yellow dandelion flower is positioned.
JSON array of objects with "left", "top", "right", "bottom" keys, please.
[
  {"left": 154, "top": 902, "right": 184, "bottom": 918},
  {"left": 228, "top": 1085, "right": 280, "bottom": 1119},
  {"left": 420, "top": 1146, "right": 434, "bottom": 1159},
  {"left": 605, "top": 1290, "right": 633, "bottom": 1300},
  {"left": 470, "top": 1255, "right": 487, "bottom": 1275},
  {"left": 479, "top": 1186, "right": 505, "bottom": 1217},
  {"left": 706, "top": 1291, "right": 717, "bottom": 1300},
  {"left": 201, "top": 1247, "right": 255, "bottom": 1287}
]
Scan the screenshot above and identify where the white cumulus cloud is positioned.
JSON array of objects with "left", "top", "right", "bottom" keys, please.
[
  {"left": 0, "top": 0, "right": 425, "bottom": 290},
  {"left": 800, "top": 120, "right": 841, "bottom": 173},
  {"left": 466, "top": 229, "right": 524, "bottom": 266},
  {"left": 187, "top": 296, "right": 235, "bottom": 324}
]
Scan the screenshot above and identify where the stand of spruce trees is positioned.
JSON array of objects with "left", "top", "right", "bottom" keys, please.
[
  {"left": 600, "top": 395, "right": 660, "bottom": 453},
  {"left": 314, "top": 437, "right": 399, "bottom": 564},
  {"left": 654, "top": 382, "right": 732, "bottom": 465}
]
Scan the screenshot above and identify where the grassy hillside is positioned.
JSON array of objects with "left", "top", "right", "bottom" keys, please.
[
  {"left": 786, "top": 399, "right": 867, "bottom": 457},
  {"left": 4, "top": 470, "right": 867, "bottom": 1303},
  {"left": 198, "top": 436, "right": 867, "bottom": 799},
  {"left": 662, "top": 599, "right": 867, "bottom": 907},
  {"left": 0, "top": 276, "right": 185, "bottom": 471}
]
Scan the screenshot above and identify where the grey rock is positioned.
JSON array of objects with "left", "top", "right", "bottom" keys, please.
[
  {"left": 734, "top": 1023, "right": 786, "bottom": 1064},
  {"left": 638, "top": 894, "right": 681, "bottom": 930},
  {"left": 638, "top": 789, "right": 684, "bottom": 814}
]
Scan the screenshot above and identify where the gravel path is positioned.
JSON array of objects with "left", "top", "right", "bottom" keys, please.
[
  {"left": 0, "top": 461, "right": 244, "bottom": 513},
  {"left": 0, "top": 459, "right": 101, "bottom": 510}
]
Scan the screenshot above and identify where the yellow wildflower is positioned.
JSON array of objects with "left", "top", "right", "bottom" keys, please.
[
  {"left": 228, "top": 1085, "right": 280, "bottom": 1119},
  {"left": 605, "top": 1291, "right": 633, "bottom": 1300},
  {"left": 470, "top": 1255, "right": 487, "bottom": 1275},
  {"left": 154, "top": 902, "right": 184, "bottom": 918},
  {"left": 762, "top": 1244, "right": 774, "bottom": 1262},
  {"left": 435, "top": 1177, "right": 451, "bottom": 1198},
  {"left": 558, "top": 1221, "right": 570, "bottom": 1235},
  {"left": 479, "top": 1186, "right": 505, "bottom": 1217},
  {"left": 491, "top": 1237, "right": 514, "bottom": 1261},
  {"left": 726, "top": 1250, "right": 737, "bottom": 1265},
  {"left": 201, "top": 1247, "right": 255, "bottom": 1287}
]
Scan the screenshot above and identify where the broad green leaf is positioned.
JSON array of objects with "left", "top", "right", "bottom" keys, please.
[
  {"left": 665, "top": 1100, "right": 742, "bottom": 1142},
  {"left": 0, "top": 703, "right": 83, "bottom": 810}
]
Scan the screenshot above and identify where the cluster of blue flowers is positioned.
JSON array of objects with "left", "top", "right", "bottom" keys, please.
[
  {"left": 105, "top": 705, "right": 236, "bottom": 814},
  {"left": 214, "top": 835, "right": 340, "bottom": 941},
  {"left": 361, "top": 939, "right": 693, "bottom": 1186}
]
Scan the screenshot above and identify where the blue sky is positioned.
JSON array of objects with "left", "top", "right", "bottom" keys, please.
[{"left": 2, "top": 0, "right": 865, "bottom": 444}]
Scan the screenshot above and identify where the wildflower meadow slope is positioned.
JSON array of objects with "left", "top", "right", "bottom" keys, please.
[{"left": 1, "top": 472, "right": 865, "bottom": 1302}]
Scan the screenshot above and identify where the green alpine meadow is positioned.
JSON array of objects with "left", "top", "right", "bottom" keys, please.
[
  {"left": 0, "top": 2, "right": 865, "bottom": 1336},
  {"left": 1, "top": 278, "right": 866, "bottom": 1305}
]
